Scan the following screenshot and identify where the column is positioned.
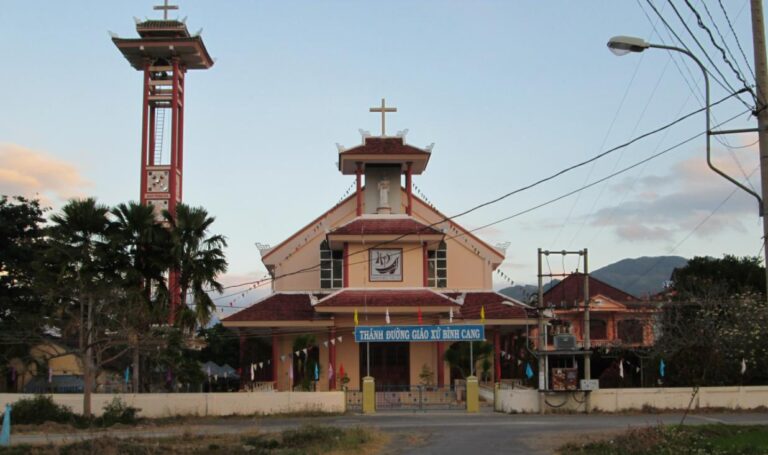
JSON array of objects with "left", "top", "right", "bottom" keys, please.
[
  {"left": 239, "top": 330, "right": 246, "bottom": 389},
  {"left": 272, "top": 332, "right": 279, "bottom": 390},
  {"left": 406, "top": 162, "right": 413, "bottom": 215},
  {"left": 436, "top": 341, "right": 444, "bottom": 387},
  {"left": 329, "top": 327, "right": 337, "bottom": 390},
  {"left": 355, "top": 162, "right": 363, "bottom": 216},
  {"left": 494, "top": 329, "right": 501, "bottom": 383}
]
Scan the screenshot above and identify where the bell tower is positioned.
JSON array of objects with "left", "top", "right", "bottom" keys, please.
[{"left": 112, "top": 1, "right": 214, "bottom": 323}]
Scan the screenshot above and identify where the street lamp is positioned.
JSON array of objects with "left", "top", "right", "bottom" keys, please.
[{"left": 606, "top": 35, "right": 762, "bottom": 211}]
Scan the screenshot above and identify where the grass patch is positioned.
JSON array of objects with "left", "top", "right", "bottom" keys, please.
[
  {"left": 0, "top": 426, "right": 383, "bottom": 455},
  {"left": 559, "top": 424, "right": 768, "bottom": 454}
]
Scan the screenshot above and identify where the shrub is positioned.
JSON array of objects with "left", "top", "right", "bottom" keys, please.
[
  {"left": 96, "top": 397, "right": 140, "bottom": 427},
  {"left": 8, "top": 395, "right": 75, "bottom": 425}
]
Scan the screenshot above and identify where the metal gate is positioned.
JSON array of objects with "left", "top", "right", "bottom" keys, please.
[{"left": 376, "top": 385, "right": 465, "bottom": 411}]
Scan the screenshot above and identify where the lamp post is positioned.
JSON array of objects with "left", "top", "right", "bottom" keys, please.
[{"left": 606, "top": 36, "right": 761, "bottom": 209}]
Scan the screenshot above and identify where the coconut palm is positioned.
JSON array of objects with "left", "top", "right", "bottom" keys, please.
[
  {"left": 110, "top": 202, "right": 173, "bottom": 391},
  {"left": 46, "top": 198, "right": 113, "bottom": 417},
  {"left": 164, "top": 204, "right": 228, "bottom": 328}
]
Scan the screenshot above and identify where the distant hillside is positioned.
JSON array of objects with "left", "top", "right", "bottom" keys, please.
[
  {"left": 591, "top": 256, "right": 688, "bottom": 298},
  {"left": 499, "top": 256, "right": 688, "bottom": 301}
]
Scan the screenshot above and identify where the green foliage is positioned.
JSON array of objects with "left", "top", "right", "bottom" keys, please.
[
  {"left": 671, "top": 255, "right": 765, "bottom": 299},
  {"left": 8, "top": 395, "right": 75, "bottom": 425},
  {"left": 443, "top": 341, "right": 493, "bottom": 379},
  {"left": 291, "top": 335, "right": 319, "bottom": 391},
  {"left": 0, "top": 196, "right": 48, "bottom": 362},
  {"left": 560, "top": 424, "right": 768, "bottom": 455},
  {"left": 196, "top": 323, "right": 242, "bottom": 369},
  {"left": 97, "top": 397, "right": 140, "bottom": 427}
]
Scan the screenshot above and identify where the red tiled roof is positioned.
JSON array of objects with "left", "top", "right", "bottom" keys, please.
[
  {"left": 330, "top": 217, "right": 442, "bottom": 236},
  {"left": 315, "top": 289, "right": 460, "bottom": 308},
  {"left": 339, "top": 137, "right": 430, "bottom": 156},
  {"left": 543, "top": 274, "right": 639, "bottom": 308},
  {"left": 222, "top": 293, "right": 330, "bottom": 322},
  {"left": 444, "top": 292, "right": 535, "bottom": 319}
]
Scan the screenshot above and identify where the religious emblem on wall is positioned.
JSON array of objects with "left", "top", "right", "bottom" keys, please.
[{"left": 370, "top": 249, "right": 402, "bottom": 281}]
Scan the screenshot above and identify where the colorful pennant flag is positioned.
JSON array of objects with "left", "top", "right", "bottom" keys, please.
[
  {"left": 339, "top": 363, "right": 345, "bottom": 378},
  {"left": 48, "top": 367, "right": 52, "bottom": 384},
  {"left": 619, "top": 359, "right": 624, "bottom": 379},
  {"left": 330, "top": 339, "right": 336, "bottom": 346},
  {"left": 314, "top": 363, "right": 319, "bottom": 381},
  {"left": 337, "top": 336, "right": 342, "bottom": 343},
  {"left": 742, "top": 358, "right": 747, "bottom": 375},
  {"left": 124, "top": 366, "right": 130, "bottom": 385},
  {"left": 480, "top": 306, "right": 486, "bottom": 323},
  {"left": 385, "top": 307, "right": 391, "bottom": 325},
  {"left": 525, "top": 363, "right": 534, "bottom": 379},
  {"left": 659, "top": 359, "right": 666, "bottom": 378},
  {"left": 289, "top": 364, "right": 293, "bottom": 381},
  {"left": 354, "top": 309, "right": 359, "bottom": 326},
  {"left": 328, "top": 364, "right": 334, "bottom": 381},
  {"left": 259, "top": 362, "right": 263, "bottom": 369},
  {"left": 250, "top": 364, "right": 255, "bottom": 381},
  {"left": 323, "top": 341, "right": 328, "bottom": 348}
]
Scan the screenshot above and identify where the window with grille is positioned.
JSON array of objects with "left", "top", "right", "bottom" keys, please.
[
  {"left": 320, "top": 241, "right": 343, "bottom": 289},
  {"left": 427, "top": 241, "right": 447, "bottom": 288}
]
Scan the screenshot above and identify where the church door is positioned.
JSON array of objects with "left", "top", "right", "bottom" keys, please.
[{"left": 359, "top": 342, "right": 410, "bottom": 389}]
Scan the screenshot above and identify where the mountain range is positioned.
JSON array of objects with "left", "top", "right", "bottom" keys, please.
[{"left": 499, "top": 255, "right": 688, "bottom": 301}]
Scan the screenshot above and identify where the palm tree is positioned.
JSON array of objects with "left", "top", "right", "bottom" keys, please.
[
  {"left": 46, "top": 198, "right": 113, "bottom": 417},
  {"left": 164, "top": 204, "right": 228, "bottom": 328},
  {"left": 110, "top": 202, "right": 173, "bottom": 391}
]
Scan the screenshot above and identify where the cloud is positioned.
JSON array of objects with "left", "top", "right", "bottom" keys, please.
[
  {"left": 0, "top": 143, "right": 90, "bottom": 205},
  {"left": 590, "top": 152, "right": 760, "bottom": 243}
]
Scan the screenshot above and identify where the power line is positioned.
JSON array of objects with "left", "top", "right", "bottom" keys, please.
[
  {"left": 718, "top": 0, "right": 757, "bottom": 85},
  {"left": 682, "top": 0, "right": 756, "bottom": 102},
  {"left": 666, "top": 0, "right": 747, "bottom": 98},
  {"left": 645, "top": 0, "right": 753, "bottom": 110},
  {"left": 698, "top": 0, "right": 755, "bottom": 86}
]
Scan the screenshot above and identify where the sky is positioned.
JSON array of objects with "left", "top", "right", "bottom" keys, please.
[{"left": 1, "top": 1, "right": 764, "bottom": 306}]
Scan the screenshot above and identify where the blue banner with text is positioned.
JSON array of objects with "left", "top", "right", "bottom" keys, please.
[{"left": 354, "top": 325, "right": 485, "bottom": 343}]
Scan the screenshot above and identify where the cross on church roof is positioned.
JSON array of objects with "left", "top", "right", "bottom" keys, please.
[
  {"left": 369, "top": 98, "right": 397, "bottom": 136},
  {"left": 153, "top": 0, "right": 179, "bottom": 20}
]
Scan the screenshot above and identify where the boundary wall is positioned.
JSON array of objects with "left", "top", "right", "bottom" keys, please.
[
  {"left": 0, "top": 392, "right": 345, "bottom": 418},
  {"left": 495, "top": 386, "right": 768, "bottom": 414}
]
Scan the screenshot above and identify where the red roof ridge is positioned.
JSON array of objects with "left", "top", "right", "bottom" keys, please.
[{"left": 221, "top": 291, "right": 318, "bottom": 322}]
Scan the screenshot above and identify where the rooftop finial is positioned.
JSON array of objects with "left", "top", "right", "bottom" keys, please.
[
  {"left": 153, "top": 0, "right": 179, "bottom": 20},
  {"left": 369, "top": 98, "right": 397, "bottom": 136}
]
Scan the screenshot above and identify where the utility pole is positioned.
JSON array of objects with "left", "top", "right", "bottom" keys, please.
[
  {"left": 583, "top": 249, "right": 591, "bottom": 413},
  {"left": 751, "top": 0, "right": 768, "bottom": 296},
  {"left": 537, "top": 248, "right": 546, "bottom": 414}
]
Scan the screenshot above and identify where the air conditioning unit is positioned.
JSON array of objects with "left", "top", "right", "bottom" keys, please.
[{"left": 554, "top": 334, "right": 576, "bottom": 350}]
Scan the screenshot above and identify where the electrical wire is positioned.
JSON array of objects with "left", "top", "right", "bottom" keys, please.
[
  {"left": 718, "top": 0, "right": 758, "bottom": 91},
  {"left": 683, "top": 0, "right": 756, "bottom": 102}
]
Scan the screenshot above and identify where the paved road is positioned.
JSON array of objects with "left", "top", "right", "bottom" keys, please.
[{"left": 10, "top": 410, "right": 768, "bottom": 454}]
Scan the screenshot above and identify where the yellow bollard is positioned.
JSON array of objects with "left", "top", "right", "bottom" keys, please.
[
  {"left": 362, "top": 376, "right": 375, "bottom": 414},
  {"left": 466, "top": 376, "right": 479, "bottom": 413}
]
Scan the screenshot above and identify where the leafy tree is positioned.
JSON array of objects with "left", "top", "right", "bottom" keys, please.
[
  {"left": 164, "top": 204, "right": 228, "bottom": 328},
  {"left": 444, "top": 341, "right": 492, "bottom": 380},
  {"left": 41, "top": 198, "right": 127, "bottom": 416},
  {"left": 671, "top": 255, "right": 765, "bottom": 299},
  {"left": 0, "top": 196, "right": 48, "bottom": 367},
  {"left": 655, "top": 255, "right": 768, "bottom": 386}
]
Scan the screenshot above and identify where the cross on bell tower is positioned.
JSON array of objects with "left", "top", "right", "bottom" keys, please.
[
  {"left": 369, "top": 98, "right": 397, "bottom": 136},
  {"left": 153, "top": 0, "right": 179, "bottom": 20},
  {"left": 112, "top": 5, "right": 214, "bottom": 324}
]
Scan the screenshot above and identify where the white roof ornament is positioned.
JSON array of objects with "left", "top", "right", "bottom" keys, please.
[
  {"left": 495, "top": 242, "right": 511, "bottom": 254},
  {"left": 396, "top": 128, "right": 409, "bottom": 139},
  {"left": 309, "top": 294, "right": 319, "bottom": 306},
  {"left": 255, "top": 242, "right": 272, "bottom": 256},
  {"left": 456, "top": 292, "right": 466, "bottom": 305},
  {"left": 425, "top": 143, "right": 435, "bottom": 152},
  {"left": 336, "top": 143, "right": 346, "bottom": 153},
  {"left": 358, "top": 129, "right": 371, "bottom": 139}
]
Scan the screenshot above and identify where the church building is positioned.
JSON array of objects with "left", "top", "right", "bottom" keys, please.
[{"left": 223, "top": 102, "right": 538, "bottom": 391}]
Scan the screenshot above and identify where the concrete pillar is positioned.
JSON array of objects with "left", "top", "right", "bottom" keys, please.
[
  {"left": 436, "top": 341, "right": 444, "bottom": 387},
  {"left": 494, "top": 329, "right": 501, "bottom": 383},
  {"left": 466, "top": 376, "right": 479, "bottom": 413},
  {"left": 362, "top": 376, "right": 375, "bottom": 414},
  {"left": 271, "top": 333, "right": 279, "bottom": 391}
]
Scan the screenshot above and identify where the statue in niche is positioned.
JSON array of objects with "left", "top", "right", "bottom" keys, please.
[{"left": 378, "top": 179, "right": 390, "bottom": 208}]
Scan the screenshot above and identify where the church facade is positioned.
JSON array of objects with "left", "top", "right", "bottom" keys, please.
[{"left": 223, "top": 113, "right": 537, "bottom": 391}]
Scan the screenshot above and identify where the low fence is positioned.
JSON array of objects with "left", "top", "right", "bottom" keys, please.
[
  {"left": 0, "top": 391, "right": 345, "bottom": 418},
  {"left": 495, "top": 386, "right": 768, "bottom": 414}
]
